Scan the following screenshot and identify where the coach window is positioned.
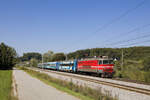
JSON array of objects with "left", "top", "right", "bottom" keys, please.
[
  {"left": 99, "top": 60, "right": 102, "bottom": 65},
  {"left": 103, "top": 60, "right": 109, "bottom": 64}
]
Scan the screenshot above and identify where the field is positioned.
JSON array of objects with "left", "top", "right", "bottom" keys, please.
[{"left": 0, "top": 70, "right": 16, "bottom": 100}]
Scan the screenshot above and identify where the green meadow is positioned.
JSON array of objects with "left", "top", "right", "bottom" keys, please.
[{"left": 0, "top": 70, "right": 16, "bottom": 100}]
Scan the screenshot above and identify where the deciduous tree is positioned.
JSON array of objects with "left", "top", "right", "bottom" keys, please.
[{"left": 0, "top": 42, "right": 17, "bottom": 69}]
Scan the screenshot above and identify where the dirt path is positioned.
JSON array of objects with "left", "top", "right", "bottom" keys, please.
[{"left": 13, "top": 69, "right": 80, "bottom": 100}]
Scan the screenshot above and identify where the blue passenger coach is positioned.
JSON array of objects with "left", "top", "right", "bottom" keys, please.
[
  {"left": 44, "top": 62, "right": 59, "bottom": 70},
  {"left": 59, "top": 60, "right": 77, "bottom": 72},
  {"left": 38, "top": 63, "right": 48, "bottom": 68}
]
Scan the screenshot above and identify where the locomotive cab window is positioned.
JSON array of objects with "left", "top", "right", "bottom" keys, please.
[
  {"left": 109, "top": 60, "right": 114, "bottom": 64},
  {"left": 98, "top": 60, "right": 102, "bottom": 65},
  {"left": 103, "top": 60, "right": 114, "bottom": 64},
  {"left": 103, "top": 60, "right": 109, "bottom": 64}
]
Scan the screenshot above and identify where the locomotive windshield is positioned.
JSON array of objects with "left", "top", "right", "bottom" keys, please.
[
  {"left": 103, "top": 60, "right": 113, "bottom": 64},
  {"left": 99, "top": 60, "right": 114, "bottom": 65}
]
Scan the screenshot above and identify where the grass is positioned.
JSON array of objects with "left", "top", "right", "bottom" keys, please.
[
  {"left": 0, "top": 70, "right": 17, "bottom": 100},
  {"left": 20, "top": 67, "right": 117, "bottom": 100}
]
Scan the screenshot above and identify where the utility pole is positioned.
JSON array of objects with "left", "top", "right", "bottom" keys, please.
[
  {"left": 65, "top": 54, "right": 68, "bottom": 61},
  {"left": 42, "top": 54, "right": 44, "bottom": 69},
  {"left": 121, "top": 49, "right": 124, "bottom": 68}
]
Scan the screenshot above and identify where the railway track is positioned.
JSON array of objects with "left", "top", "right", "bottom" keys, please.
[{"left": 30, "top": 68, "right": 150, "bottom": 96}]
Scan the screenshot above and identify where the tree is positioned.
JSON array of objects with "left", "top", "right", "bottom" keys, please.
[
  {"left": 30, "top": 58, "right": 38, "bottom": 67},
  {"left": 142, "top": 57, "right": 150, "bottom": 71},
  {"left": 0, "top": 42, "right": 17, "bottom": 69},
  {"left": 52, "top": 53, "right": 66, "bottom": 61},
  {"left": 20, "top": 52, "right": 42, "bottom": 61},
  {"left": 43, "top": 50, "right": 54, "bottom": 62}
]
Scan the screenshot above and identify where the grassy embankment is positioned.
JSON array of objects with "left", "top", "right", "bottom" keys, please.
[
  {"left": 20, "top": 67, "right": 117, "bottom": 100},
  {"left": 114, "top": 59, "right": 150, "bottom": 83},
  {"left": 0, "top": 70, "right": 17, "bottom": 100}
]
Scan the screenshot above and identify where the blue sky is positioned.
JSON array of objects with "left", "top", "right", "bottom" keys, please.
[{"left": 0, "top": 0, "right": 150, "bottom": 56}]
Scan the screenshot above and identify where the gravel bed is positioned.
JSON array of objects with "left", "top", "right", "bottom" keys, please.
[{"left": 45, "top": 69, "right": 150, "bottom": 90}]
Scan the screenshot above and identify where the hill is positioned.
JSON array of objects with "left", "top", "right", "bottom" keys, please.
[{"left": 67, "top": 46, "right": 150, "bottom": 83}]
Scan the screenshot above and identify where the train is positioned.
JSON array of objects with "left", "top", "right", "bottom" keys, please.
[{"left": 38, "top": 57, "right": 115, "bottom": 78}]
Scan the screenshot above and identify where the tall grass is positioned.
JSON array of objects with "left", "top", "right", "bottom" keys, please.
[
  {"left": 20, "top": 67, "right": 117, "bottom": 100},
  {"left": 0, "top": 70, "right": 15, "bottom": 100}
]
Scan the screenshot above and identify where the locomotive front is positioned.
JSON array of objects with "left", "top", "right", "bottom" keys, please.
[
  {"left": 77, "top": 57, "right": 115, "bottom": 78},
  {"left": 98, "top": 59, "right": 114, "bottom": 78}
]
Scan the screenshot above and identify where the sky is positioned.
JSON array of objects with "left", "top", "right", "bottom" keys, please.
[{"left": 0, "top": 0, "right": 150, "bottom": 56}]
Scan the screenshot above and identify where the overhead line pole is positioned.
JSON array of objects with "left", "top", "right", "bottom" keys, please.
[
  {"left": 65, "top": 54, "right": 68, "bottom": 61},
  {"left": 121, "top": 49, "right": 124, "bottom": 69},
  {"left": 42, "top": 54, "right": 44, "bottom": 69}
]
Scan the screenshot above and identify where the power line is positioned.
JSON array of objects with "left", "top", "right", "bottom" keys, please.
[
  {"left": 92, "top": 0, "right": 147, "bottom": 35},
  {"left": 118, "top": 40, "right": 150, "bottom": 47},
  {"left": 58, "top": 25, "right": 150, "bottom": 53},
  {"left": 71, "top": 0, "right": 148, "bottom": 50},
  {"left": 76, "top": 23, "right": 150, "bottom": 51},
  {"left": 103, "top": 23, "right": 150, "bottom": 45},
  {"left": 59, "top": 23, "right": 150, "bottom": 53},
  {"left": 106, "top": 31, "right": 150, "bottom": 46},
  {"left": 52, "top": 0, "right": 148, "bottom": 53},
  {"left": 95, "top": 23, "right": 150, "bottom": 48}
]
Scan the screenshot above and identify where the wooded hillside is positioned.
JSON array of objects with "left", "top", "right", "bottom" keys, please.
[
  {"left": 67, "top": 46, "right": 150, "bottom": 83},
  {"left": 67, "top": 46, "right": 150, "bottom": 60}
]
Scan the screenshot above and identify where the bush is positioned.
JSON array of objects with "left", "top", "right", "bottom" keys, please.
[{"left": 142, "top": 57, "right": 150, "bottom": 71}]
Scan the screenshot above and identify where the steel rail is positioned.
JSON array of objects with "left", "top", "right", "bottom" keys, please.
[{"left": 31, "top": 68, "right": 150, "bottom": 96}]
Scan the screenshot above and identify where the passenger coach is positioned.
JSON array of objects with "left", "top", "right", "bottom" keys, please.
[
  {"left": 59, "top": 60, "right": 77, "bottom": 72},
  {"left": 38, "top": 62, "right": 59, "bottom": 70}
]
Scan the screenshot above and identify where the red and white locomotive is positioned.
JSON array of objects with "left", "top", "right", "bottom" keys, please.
[{"left": 77, "top": 57, "right": 114, "bottom": 77}]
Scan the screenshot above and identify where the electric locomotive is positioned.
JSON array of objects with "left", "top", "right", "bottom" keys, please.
[{"left": 77, "top": 57, "right": 114, "bottom": 77}]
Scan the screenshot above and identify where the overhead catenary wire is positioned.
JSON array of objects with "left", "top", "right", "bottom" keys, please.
[
  {"left": 57, "top": 23, "right": 150, "bottom": 53},
  {"left": 118, "top": 40, "right": 150, "bottom": 47},
  {"left": 75, "top": 23, "right": 150, "bottom": 51},
  {"left": 77, "top": 0, "right": 148, "bottom": 48},
  {"left": 105, "top": 31, "right": 150, "bottom": 46},
  {"left": 69, "top": 0, "right": 148, "bottom": 51},
  {"left": 103, "top": 23, "right": 150, "bottom": 44},
  {"left": 56, "top": 25, "right": 150, "bottom": 53},
  {"left": 91, "top": 0, "right": 147, "bottom": 35},
  {"left": 51, "top": 0, "right": 148, "bottom": 53}
]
